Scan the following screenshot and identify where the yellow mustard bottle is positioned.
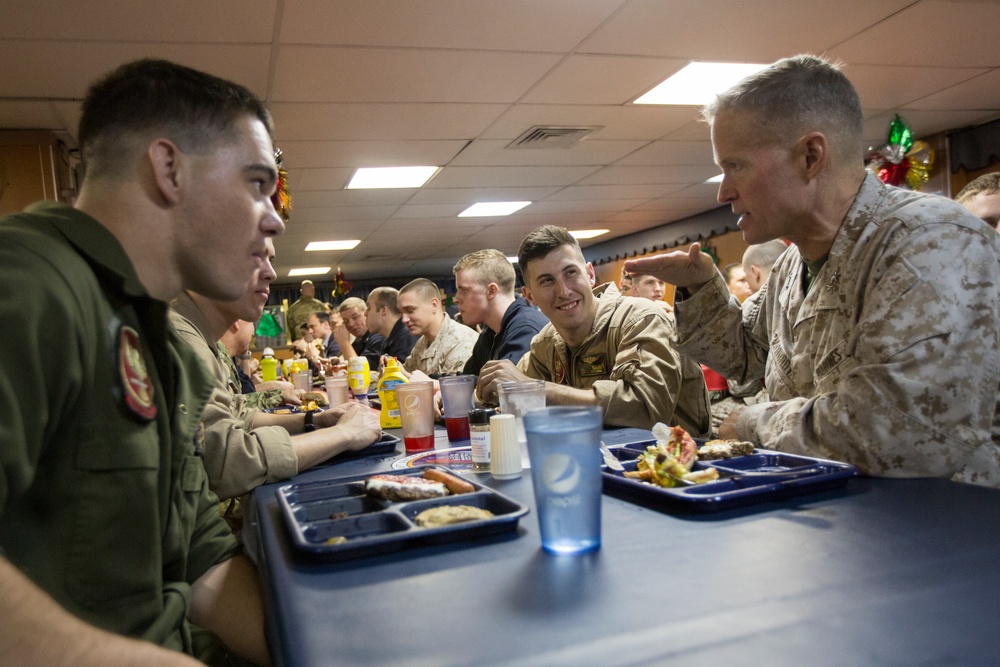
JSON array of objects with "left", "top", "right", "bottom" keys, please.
[
  {"left": 260, "top": 352, "right": 277, "bottom": 382},
  {"left": 377, "top": 357, "right": 409, "bottom": 429}
]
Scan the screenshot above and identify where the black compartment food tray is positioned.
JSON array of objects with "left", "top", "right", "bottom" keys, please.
[
  {"left": 602, "top": 441, "right": 859, "bottom": 512},
  {"left": 277, "top": 466, "right": 529, "bottom": 560}
]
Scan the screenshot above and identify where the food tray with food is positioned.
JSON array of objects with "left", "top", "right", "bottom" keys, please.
[
  {"left": 601, "top": 425, "right": 859, "bottom": 512},
  {"left": 277, "top": 466, "right": 529, "bottom": 560}
]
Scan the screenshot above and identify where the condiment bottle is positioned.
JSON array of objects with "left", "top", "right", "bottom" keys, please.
[
  {"left": 490, "top": 413, "right": 522, "bottom": 479},
  {"left": 348, "top": 355, "right": 370, "bottom": 401},
  {"left": 469, "top": 408, "right": 497, "bottom": 473},
  {"left": 377, "top": 357, "right": 408, "bottom": 428},
  {"left": 260, "top": 351, "right": 277, "bottom": 382}
]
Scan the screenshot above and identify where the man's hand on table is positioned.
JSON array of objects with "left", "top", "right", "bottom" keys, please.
[
  {"left": 623, "top": 242, "right": 717, "bottom": 292},
  {"left": 718, "top": 406, "right": 744, "bottom": 440},
  {"left": 327, "top": 403, "right": 382, "bottom": 451},
  {"left": 477, "top": 359, "right": 531, "bottom": 405}
]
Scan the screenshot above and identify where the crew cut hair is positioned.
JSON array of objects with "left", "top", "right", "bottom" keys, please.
[
  {"left": 368, "top": 287, "right": 401, "bottom": 316},
  {"left": 453, "top": 249, "right": 516, "bottom": 296},
  {"left": 956, "top": 172, "right": 1000, "bottom": 204},
  {"left": 702, "top": 54, "right": 863, "bottom": 165},
  {"left": 338, "top": 296, "right": 367, "bottom": 314},
  {"left": 79, "top": 58, "right": 274, "bottom": 181},
  {"left": 399, "top": 278, "right": 441, "bottom": 304},
  {"left": 517, "top": 226, "right": 582, "bottom": 281},
  {"left": 742, "top": 240, "right": 789, "bottom": 271}
]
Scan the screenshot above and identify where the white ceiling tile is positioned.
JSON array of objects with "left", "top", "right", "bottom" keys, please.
[
  {"left": 279, "top": 0, "right": 627, "bottom": 51},
  {"left": 479, "top": 104, "right": 699, "bottom": 141},
  {"left": 406, "top": 186, "right": 563, "bottom": 205},
  {"left": 270, "top": 102, "right": 510, "bottom": 141},
  {"left": 615, "top": 140, "right": 715, "bottom": 166},
  {"left": 579, "top": 0, "right": 913, "bottom": 59},
  {"left": 448, "top": 139, "right": 648, "bottom": 167},
  {"left": 845, "top": 64, "right": 989, "bottom": 111},
  {"left": 278, "top": 139, "right": 467, "bottom": 168},
  {"left": 428, "top": 166, "right": 601, "bottom": 188},
  {"left": 829, "top": 0, "right": 1000, "bottom": 68},
  {"left": 271, "top": 46, "right": 561, "bottom": 103},
  {"left": 0, "top": 0, "right": 278, "bottom": 42},
  {"left": 577, "top": 165, "right": 721, "bottom": 186},
  {"left": 523, "top": 55, "right": 688, "bottom": 105}
]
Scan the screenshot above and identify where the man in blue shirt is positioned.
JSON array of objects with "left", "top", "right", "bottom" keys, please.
[{"left": 454, "top": 249, "right": 548, "bottom": 376}]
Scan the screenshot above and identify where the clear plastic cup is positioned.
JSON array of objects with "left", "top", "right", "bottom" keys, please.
[
  {"left": 292, "top": 370, "right": 312, "bottom": 393},
  {"left": 438, "top": 375, "right": 476, "bottom": 442},
  {"left": 524, "top": 407, "right": 603, "bottom": 555},
  {"left": 324, "top": 376, "right": 350, "bottom": 407},
  {"left": 396, "top": 381, "right": 435, "bottom": 453},
  {"left": 498, "top": 380, "right": 546, "bottom": 468}
]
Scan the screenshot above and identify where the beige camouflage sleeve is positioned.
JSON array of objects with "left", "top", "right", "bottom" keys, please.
[{"left": 738, "top": 224, "right": 999, "bottom": 483}]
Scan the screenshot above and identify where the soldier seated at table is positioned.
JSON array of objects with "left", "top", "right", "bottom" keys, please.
[{"left": 477, "top": 225, "right": 711, "bottom": 435}]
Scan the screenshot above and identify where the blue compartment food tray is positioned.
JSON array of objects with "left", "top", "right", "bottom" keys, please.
[
  {"left": 603, "top": 440, "right": 859, "bottom": 512},
  {"left": 277, "top": 466, "right": 529, "bottom": 560},
  {"left": 319, "top": 433, "right": 400, "bottom": 465}
]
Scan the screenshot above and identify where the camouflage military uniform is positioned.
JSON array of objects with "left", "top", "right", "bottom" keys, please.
[
  {"left": 519, "top": 283, "right": 711, "bottom": 435},
  {"left": 216, "top": 342, "right": 284, "bottom": 410},
  {"left": 286, "top": 296, "right": 328, "bottom": 341},
  {"left": 675, "top": 173, "right": 1000, "bottom": 486},
  {"left": 403, "top": 314, "right": 479, "bottom": 376}
]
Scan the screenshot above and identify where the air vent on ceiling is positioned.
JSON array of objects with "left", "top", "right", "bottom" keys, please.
[{"left": 506, "top": 125, "right": 602, "bottom": 149}]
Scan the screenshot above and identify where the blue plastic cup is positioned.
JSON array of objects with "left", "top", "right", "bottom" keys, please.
[{"left": 524, "top": 407, "right": 603, "bottom": 555}]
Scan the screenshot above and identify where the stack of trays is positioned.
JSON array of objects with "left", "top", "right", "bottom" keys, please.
[
  {"left": 277, "top": 466, "right": 529, "bottom": 560},
  {"left": 603, "top": 442, "right": 859, "bottom": 512}
]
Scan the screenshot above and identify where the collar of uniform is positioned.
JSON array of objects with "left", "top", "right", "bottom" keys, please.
[
  {"left": 171, "top": 291, "right": 216, "bottom": 350},
  {"left": 25, "top": 201, "right": 150, "bottom": 299},
  {"left": 836, "top": 172, "right": 885, "bottom": 247}
]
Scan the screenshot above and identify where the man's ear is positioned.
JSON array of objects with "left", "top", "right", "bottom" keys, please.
[
  {"left": 485, "top": 283, "right": 499, "bottom": 300},
  {"left": 148, "top": 138, "right": 184, "bottom": 205},
  {"left": 799, "top": 132, "right": 828, "bottom": 180},
  {"left": 586, "top": 262, "right": 597, "bottom": 288},
  {"left": 521, "top": 285, "right": 536, "bottom": 306},
  {"left": 227, "top": 321, "right": 242, "bottom": 335}
]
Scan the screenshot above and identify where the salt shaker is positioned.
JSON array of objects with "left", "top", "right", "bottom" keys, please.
[
  {"left": 490, "top": 413, "right": 522, "bottom": 479},
  {"left": 469, "top": 408, "right": 496, "bottom": 473}
]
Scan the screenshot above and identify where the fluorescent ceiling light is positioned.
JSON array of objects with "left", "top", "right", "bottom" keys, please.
[
  {"left": 347, "top": 166, "right": 439, "bottom": 189},
  {"left": 458, "top": 201, "right": 532, "bottom": 217},
  {"left": 634, "top": 62, "right": 769, "bottom": 106},
  {"left": 705, "top": 174, "right": 724, "bottom": 183},
  {"left": 569, "top": 229, "right": 609, "bottom": 240},
  {"left": 305, "top": 240, "right": 360, "bottom": 251},
  {"left": 288, "top": 267, "right": 331, "bottom": 277},
  {"left": 506, "top": 256, "right": 519, "bottom": 264}
]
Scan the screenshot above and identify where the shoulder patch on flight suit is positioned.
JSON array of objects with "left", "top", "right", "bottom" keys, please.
[
  {"left": 118, "top": 325, "right": 157, "bottom": 421},
  {"left": 576, "top": 353, "right": 608, "bottom": 377},
  {"left": 553, "top": 357, "right": 567, "bottom": 384}
]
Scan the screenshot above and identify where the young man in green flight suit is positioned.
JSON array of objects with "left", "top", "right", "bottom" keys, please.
[{"left": 0, "top": 59, "right": 281, "bottom": 665}]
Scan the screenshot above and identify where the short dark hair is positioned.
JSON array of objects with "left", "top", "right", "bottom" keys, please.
[
  {"left": 310, "top": 311, "right": 331, "bottom": 325},
  {"left": 368, "top": 287, "right": 400, "bottom": 316},
  {"left": 956, "top": 172, "right": 1000, "bottom": 204},
  {"left": 399, "top": 277, "right": 441, "bottom": 303},
  {"left": 79, "top": 58, "right": 273, "bottom": 180},
  {"left": 517, "top": 226, "right": 581, "bottom": 281}
]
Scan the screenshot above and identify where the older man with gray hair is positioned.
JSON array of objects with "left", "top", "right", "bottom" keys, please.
[{"left": 626, "top": 54, "right": 1000, "bottom": 485}]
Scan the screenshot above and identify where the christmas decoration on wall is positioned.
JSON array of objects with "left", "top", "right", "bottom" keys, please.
[
  {"left": 331, "top": 268, "right": 353, "bottom": 298},
  {"left": 865, "top": 115, "right": 935, "bottom": 191},
  {"left": 271, "top": 147, "right": 292, "bottom": 222}
]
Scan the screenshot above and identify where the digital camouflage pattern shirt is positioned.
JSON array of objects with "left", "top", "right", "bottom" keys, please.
[{"left": 675, "top": 173, "right": 1000, "bottom": 486}]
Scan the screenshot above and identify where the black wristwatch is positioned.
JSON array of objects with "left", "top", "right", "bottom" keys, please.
[{"left": 303, "top": 411, "right": 316, "bottom": 432}]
